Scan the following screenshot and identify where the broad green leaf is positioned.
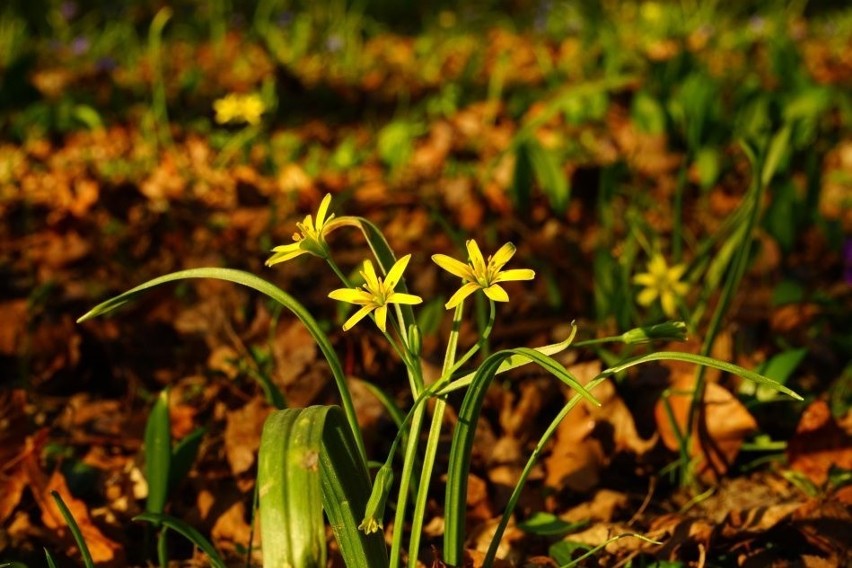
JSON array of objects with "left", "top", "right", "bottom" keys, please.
[
  {"left": 144, "top": 389, "right": 171, "bottom": 516},
  {"left": 134, "top": 512, "right": 226, "bottom": 568},
  {"left": 77, "top": 267, "right": 367, "bottom": 463},
  {"left": 259, "top": 409, "right": 325, "bottom": 568},
  {"left": 259, "top": 406, "right": 387, "bottom": 568},
  {"left": 49, "top": 491, "right": 95, "bottom": 568}
]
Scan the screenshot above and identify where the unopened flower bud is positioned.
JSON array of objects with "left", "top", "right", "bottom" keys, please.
[
  {"left": 359, "top": 464, "right": 394, "bottom": 535},
  {"left": 407, "top": 324, "right": 422, "bottom": 357}
]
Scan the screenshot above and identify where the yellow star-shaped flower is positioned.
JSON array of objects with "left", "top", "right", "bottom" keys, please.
[
  {"left": 328, "top": 255, "right": 422, "bottom": 332},
  {"left": 266, "top": 194, "right": 348, "bottom": 266},
  {"left": 633, "top": 254, "right": 688, "bottom": 318},
  {"left": 213, "top": 93, "right": 265, "bottom": 125},
  {"left": 432, "top": 240, "right": 535, "bottom": 309}
]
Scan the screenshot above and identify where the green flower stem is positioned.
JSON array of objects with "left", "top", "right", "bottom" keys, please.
[
  {"left": 388, "top": 402, "right": 426, "bottom": 568},
  {"left": 686, "top": 142, "right": 770, "bottom": 486},
  {"left": 483, "top": 377, "right": 608, "bottom": 566},
  {"left": 572, "top": 335, "right": 627, "bottom": 347},
  {"left": 407, "top": 303, "right": 467, "bottom": 563}
]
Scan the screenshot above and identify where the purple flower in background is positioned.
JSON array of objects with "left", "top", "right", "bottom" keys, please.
[
  {"left": 843, "top": 238, "right": 852, "bottom": 285},
  {"left": 71, "top": 36, "right": 90, "bottom": 56},
  {"left": 95, "top": 56, "right": 117, "bottom": 72},
  {"left": 59, "top": 1, "right": 78, "bottom": 21},
  {"left": 275, "top": 10, "right": 293, "bottom": 28}
]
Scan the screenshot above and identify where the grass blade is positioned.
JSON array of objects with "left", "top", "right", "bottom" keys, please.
[
  {"left": 49, "top": 491, "right": 94, "bottom": 568},
  {"left": 134, "top": 512, "right": 226, "bottom": 568}
]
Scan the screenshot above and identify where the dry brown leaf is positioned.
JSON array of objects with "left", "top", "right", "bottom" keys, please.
[
  {"left": 655, "top": 371, "right": 758, "bottom": 481},
  {"left": 0, "top": 300, "right": 28, "bottom": 355},
  {"left": 224, "top": 397, "right": 272, "bottom": 476},
  {"left": 210, "top": 499, "right": 260, "bottom": 557},
  {"left": 21, "top": 436, "right": 124, "bottom": 566},
  {"left": 561, "top": 489, "right": 628, "bottom": 524},
  {"left": 0, "top": 464, "right": 28, "bottom": 524},
  {"left": 787, "top": 399, "right": 852, "bottom": 485},
  {"left": 545, "top": 361, "right": 654, "bottom": 493}
]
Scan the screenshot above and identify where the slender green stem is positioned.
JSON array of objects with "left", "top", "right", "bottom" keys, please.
[
  {"left": 572, "top": 335, "right": 625, "bottom": 347},
  {"left": 157, "top": 528, "right": 169, "bottom": 568},
  {"left": 483, "top": 377, "right": 607, "bottom": 566},
  {"left": 672, "top": 158, "right": 688, "bottom": 263},
  {"left": 406, "top": 303, "right": 466, "bottom": 564},
  {"left": 388, "top": 402, "right": 426, "bottom": 568},
  {"left": 686, "top": 141, "right": 767, "bottom": 487},
  {"left": 148, "top": 7, "right": 173, "bottom": 152}
]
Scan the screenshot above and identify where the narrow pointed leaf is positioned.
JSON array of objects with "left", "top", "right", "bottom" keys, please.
[
  {"left": 49, "top": 491, "right": 95, "bottom": 568},
  {"left": 133, "top": 512, "right": 226, "bottom": 568},
  {"left": 144, "top": 388, "right": 171, "bottom": 516},
  {"left": 76, "top": 267, "right": 367, "bottom": 463},
  {"left": 600, "top": 351, "right": 803, "bottom": 400}
]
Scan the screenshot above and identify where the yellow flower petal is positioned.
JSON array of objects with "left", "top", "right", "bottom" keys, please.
[
  {"left": 329, "top": 288, "right": 373, "bottom": 305},
  {"left": 489, "top": 242, "right": 516, "bottom": 273},
  {"left": 466, "top": 240, "right": 486, "bottom": 276},
  {"left": 432, "top": 254, "right": 474, "bottom": 280},
  {"left": 361, "top": 260, "right": 380, "bottom": 292},
  {"left": 388, "top": 293, "right": 423, "bottom": 305},
  {"left": 374, "top": 305, "right": 388, "bottom": 332},
  {"left": 668, "top": 263, "right": 687, "bottom": 281},
  {"left": 315, "top": 194, "right": 332, "bottom": 228},
  {"left": 384, "top": 254, "right": 411, "bottom": 291},
  {"left": 495, "top": 268, "right": 535, "bottom": 282},
  {"left": 637, "top": 287, "right": 659, "bottom": 306},
  {"left": 342, "top": 305, "right": 376, "bottom": 331},
  {"left": 266, "top": 243, "right": 306, "bottom": 266},
  {"left": 660, "top": 293, "right": 678, "bottom": 318},
  {"left": 445, "top": 282, "right": 480, "bottom": 309},
  {"left": 483, "top": 284, "right": 509, "bottom": 302},
  {"left": 633, "top": 273, "right": 656, "bottom": 286}
]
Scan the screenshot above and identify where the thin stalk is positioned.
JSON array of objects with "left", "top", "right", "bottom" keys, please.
[
  {"left": 148, "top": 8, "right": 173, "bottom": 152},
  {"left": 407, "top": 303, "right": 467, "bottom": 563},
  {"left": 388, "top": 402, "right": 426, "bottom": 568},
  {"left": 483, "top": 377, "right": 607, "bottom": 566},
  {"left": 685, "top": 143, "right": 767, "bottom": 486},
  {"left": 672, "top": 157, "right": 689, "bottom": 263}
]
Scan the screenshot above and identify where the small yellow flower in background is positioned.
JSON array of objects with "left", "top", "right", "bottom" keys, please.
[
  {"left": 432, "top": 240, "right": 535, "bottom": 309},
  {"left": 213, "top": 93, "right": 265, "bottom": 125},
  {"left": 328, "top": 254, "right": 422, "bottom": 332},
  {"left": 633, "top": 254, "right": 689, "bottom": 318},
  {"left": 266, "top": 194, "right": 346, "bottom": 266}
]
